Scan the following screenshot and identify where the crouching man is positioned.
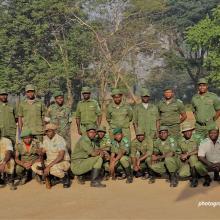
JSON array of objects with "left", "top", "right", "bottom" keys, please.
[
  {"left": 32, "top": 124, "right": 71, "bottom": 188},
  {"left": 0, "top": 128, "right": 16, "bottom": 190},
  {"left": 15, "top": 130, "right": 42, "bottom": 185},
  {"left": 71, "top": 125, "right": 106, "bottom": 187}
]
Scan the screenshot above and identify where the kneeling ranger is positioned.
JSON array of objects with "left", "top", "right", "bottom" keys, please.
[{"left": 71, "top": 125, "right": 106, "bottom": 187}]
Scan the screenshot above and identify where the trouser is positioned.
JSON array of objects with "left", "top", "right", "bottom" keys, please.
[
  {"left": 105, "top": 156, "right": 131, "bottom": 172},
  {"left": 32, "top": 161, "right": 70, "bottom": 178},
  {"left": 0, "top": 159, "right": 14, "bottom": 175},
  {"left": 71, "top": 156, "right": 103, "bottom": 176},
  {"left": 162, "top": 124, "right": 180, "bottom": 140},
  {"left": 195, "top": 121, "right": 216, "bottom": 139}
]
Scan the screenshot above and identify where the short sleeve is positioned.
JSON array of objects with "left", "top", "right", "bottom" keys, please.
[
  {"left": 198, "top": 142, "right": 207, "bottom": 157},
  {"left": 213, "top": 95, "right": 220, "bottom": 111},
  {"left": 18, "top": 102, "right": 24, "bottom": 117},
  {"left": 75, "top": 103, "right": 81, "bottom": 119},
  {"left": 177, "top": 100, "right": 186, "bottom": 114}
]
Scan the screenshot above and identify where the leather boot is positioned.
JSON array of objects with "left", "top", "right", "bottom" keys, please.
[
  {"left": 124, "top": 167, "right": 133, "bottom": 184},
  {"left": 170, "top": 172, "right": 178, "bottom": 187},
  {"left": 203, "top": 175, "right": 211, "bottom": 187},
  {"left": 190, "top": 167, "right": 198, "bottom": 187},
  {"left": 7, "top": 174, "right": 17, "bottom": 190},
  {"left": 62, "top": 173, "right": 71, "bottom": 188},
  {"left": 90, "top": 169, "right": 106, "bottom": 187}
]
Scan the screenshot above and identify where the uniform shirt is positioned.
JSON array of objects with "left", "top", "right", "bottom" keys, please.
[
  {"left": 71, "top": 135, "right": 96, "bottom": 160},
  {"left": 110, "top": 137, "right": 130, "bottom": 155},
  {"left": 94, "top": 134, "right": 111, "bottom": 151},
  {"left": 133, "top": 103, "right": 159, "bottom": 137},
  {"left": 178, "top": 134, "right": 202, "bottom": 153},
  {"left": 46, "top": 103, "right": 72, "bottom": 136},
  {"left": 16, "top": 139, "right": 40, "bottom": 162},
  {"left": 106, "top": 101, "right": 133, "bottom": 129},
  {"left": 0, "top": 137, "right": 13, "bottom": 161},
  {"left": 75, "top": 99, "right": 101, "bottom": 125},
  {"left": 192, "top": 92, "right": 220, "bottom": 123},
  {"left": 153, "top": 137, "right": 180, "bottom": 155},
  {"left": 0, "top": 102, "right": 17, "bottom": 138},
  {"left": 18, "top": 98, "right": 46, "bottom": 135},
  {"left": 158, "top": 98, "right": 185, "bottom": 126},
  {"left": 130, "top": 137, "right": 153, "bottom": 158},
  {"left": 198, "top": 137, "right": 220, "bottom": 163},
  {"left": 42, "top": 134, "right": 70, "bottom": 162}
]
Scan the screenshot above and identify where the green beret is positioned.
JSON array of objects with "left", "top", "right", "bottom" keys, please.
[
  {"left": 159, "top": 126, "right": 169, "bottom": 132},
  {"left": 97, "top": 126, "right": 106, "bottom": 133},
  {"left": 136, "top": 128, "right": 145, "bottom": 136},
  {"left": 20, "top": 130, "right": 32, "bottom": 138},
  {"left": 197, "top": 78, "right": 208, "bottom": 85},
  {"left": 25, "top": 84, "right": 35, "bottom": 92},
  {"left": 208, "top": 124, "right": 219, "bottom": 132},
  {"left": 113, "top": 128, "right": 122, "bottom": 135},
  {"left": 140, "top": 88, "right": 150, "bottom": 97},
  {"left": 86, "top": 124, "right": 97, "bottom": 131},
  {"left": 53, "top": 91, "right": 64, "bottom": 98},
  {"left": 0, "top": 89, "right": 8, "bottom": 95},
  {"left": 81, "top": 86, "right": 91, "bottom": 94},
  {"left": 111, "top": 88, "right": 122, "bottom": 96},
  {"left": 181, "top": 122, "right": 195, "bottom": 132}
]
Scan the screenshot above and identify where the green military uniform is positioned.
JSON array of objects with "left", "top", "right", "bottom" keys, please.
[
  {"left": 0, "top": 89, "right": 17, "bottom": 144},
  {"left": 192, "top": 79, "right": 220, "bottom": 139},
  {"left": 71, "top": 135, "right": 103, "bottom": 176},
  {"left": 151, "top": 135, "right": 181, "bottom": 175},
  {"left": 158, "top": 98, "right": 185, "bottom": 139}
]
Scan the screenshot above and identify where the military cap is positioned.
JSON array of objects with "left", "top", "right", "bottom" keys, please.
[
  {"left": 53, "top": 90, "right": 64, "bottom": 98},
  {"left": 140, "top": 88, "right": 150, "bottom": 97},
  {"left": 163, "top": 86, "right": 173, "bottom": 92},
  {"left": 113, "top": 128, "right": 123, "bottom": 135},
  {"left": 81, "top": 86, "right": 91, "bottom": 94},
  {"left": 25, "top": 84, "right": 35, "bottom": 92},
  {"left": 135, "top": 128, "right": 145, "bottom": 136},
  {"left": 111, "top": 88, "right": 122, "bottom": 96},
  {"left": 45, "top": 123, "right": 58, "bottom": 131},
  {"left": 181, "top": 122, "right": 195, "bottom": 132},
  {"left": 0, "top": 89, "right": 8, "bottom": 95},
  {"left": 159, "top": 126, "right": 169, "bottom": 132},
  {"left": 208, "top": 124, "right": 219, "bottom": 132},
  {"left": 97, "top": 126, "right": 107, "bottom": 133},
  {"left": 86, "top": 124, "right": 97, "bottom": 131},
  {"left": 197, "top": 78, "right": 208, "bottom": 85},
  {"left": 20, "top": 130, "right": 33, "bottom": 138}
]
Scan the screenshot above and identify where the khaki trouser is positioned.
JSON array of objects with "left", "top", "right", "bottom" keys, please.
[{"left": 32, "top": 161, "right": 70, "bottom": 178}]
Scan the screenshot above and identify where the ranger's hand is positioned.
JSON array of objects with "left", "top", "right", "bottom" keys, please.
[{"left": 44, "top": 166, "right": 50, "bottom": 176}]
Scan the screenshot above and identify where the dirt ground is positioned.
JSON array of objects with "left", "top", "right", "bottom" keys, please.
[{"left": 1, "top": 112, "right": 220, "bottom": 220}]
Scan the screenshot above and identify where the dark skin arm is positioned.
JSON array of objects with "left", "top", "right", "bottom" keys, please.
[
  {"left": 0, "top": 150, "right": 12, "bottom": 173},
  {"left": 18, "top": 116, "right": 23, "bottom": 133},
  {"left": 181, "top": 149, "right": 198, "bottom": 160},
  {"left": 214, "top": 110, "right": 220, "bottom": 121},
  {"left": 180, "top": 112, "right": 187, "bottom": 123},
  {"left": 198, "top": 156, "right": 213, "bottom": 169},
  {"left": 76, "top": 118, "right": 82, "bottom": 135}
]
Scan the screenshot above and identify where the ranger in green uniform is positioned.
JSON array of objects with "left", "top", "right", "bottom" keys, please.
[
  {"left": 18, "top": 85, "right": 46, "bottom": 142},
  {"left": 192, "top": 78, "right": 220, "bottom": 139},
  {"left": 158, "top": 88, "right": 187, "bottom": 139},
  {"left": 130, "top": 129, "right": 153, "bottom": 179},
  {"left": 109, "top": 128, "right": 133, "bottom": 183},
  {"left": 106, "top": 89, "right": 133, "bottom": 142},
  {"left": 0, "top": 89, "right": 17, "bottom": 145},
  {"left": 133, "top": 88, "right": 159, "bottom": 139},
  {"left": 71, "top": 125, "right": 106, "bottom": 187},
  {"left": 178, "top": 122, "right": 208, "bottom": 187},
  {"left": 75, "top": 87, "right": 102, "bottom": 135},
  {"left": 45, "top": 91, "right": 72, "bottom": 152},
  {"left": 15, "top": 130, "right": 41, "bottom": 185},
  {"left": 94, "top": 126, "right": 111, "bottom": 180},
  {"left": 150, "top": 126, "right": 181, "bottom": 187}
]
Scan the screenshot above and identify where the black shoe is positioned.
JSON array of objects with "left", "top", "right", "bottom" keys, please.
[
  {"left": 141, "top": 172, "right": 149, "bottom": 180},
  {"left": 170, "top": 172, "right": 178, "bottom": 187},
  {"left": 103, "top": 172, "right": 110, "bottom": 181},
  {"left": 214, "top": 172, "right": 220, "bottom": 181},
  {"left": 190, "top": 167, "right": 198, "bottom": 187},
  {"left": 203, "top": 175, "right": 211, "bottom": 187},
  {"left": 7, "top": 174, "right": 17, "bottom": 190},
  {"left": 90, "top": 169, "right": 106, "bottom": 188},
  {"left": 77, "top": 175, "right": 85, "bottom": 185},
  {"left": 62, "top": 173, "right": 71, "bottom": 188},
  {"left": 124, "top": 167, "right": 133, "bottom": 184},
  {"left": 50, "top": 176, "right": 61, "bottom": 186},
  {"left": 135, "top": 171, "right": 143, "bottom": 178}
]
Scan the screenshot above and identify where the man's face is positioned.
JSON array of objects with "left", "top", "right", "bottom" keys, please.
[
  {"left": 137, "top": 135, "right": 145, "bottom": 142},
  {"left": 113, "top": 94, "right": 122, "bottom": 105},
  {"left": 97, "top": 131, "right": 105, "bottom": 139},
  {"left": 198, "top": 84, "right": 208, "bottom": 94},
  {"left": 0, "top": 94, "right": 8, "bottom": 103},
  {"left": 209, "top": 130, "right": 219, "bottom": 142},
  {"left": 46, "top": 129, "right": 56, "bottom": 139},
  {"left": 87, "top": 129, "right": 97, "bottom": 139},
  {"left": 82, "top": 93, "right": 91, "bottom": 100},
  {"left": 163, "top": 90, "right": 174, "bottom": 100},
  {"left": 23, "top": 136, "right": 33, "bottom": 145},
  {"left": 114, "top": 133, "right": 123, "bottom": 142},
  {"left": 159, "top": 130, "right": 169, "bottom": 140},
  {"left": 183, "top": 130, "right": 193, "bottom": 140},
  {"left": 55, "top": 96, "right": 64, "bottom": 106},
  {"left": 26, "top": 90, "right": 35, "bottom": 100},
  {"left": 141, "top": 96, "right": 150, "bottom": 103}
]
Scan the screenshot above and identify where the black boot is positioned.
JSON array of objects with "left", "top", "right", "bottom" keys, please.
[
  {"left": 90, "top": 169, "right": 106, "bottom": 187},
  {"left": 103, "top": 172, "right": 110, "bottom": 181},
  {"left": 190, "top": 167, "right": 198, "bottom": 188},
  {"left": 77, "top": 175, "right": 85, "bottom": 185},
  {"left": 7, "top": 174, "right": 17, "bottom": 190},
  {"left": 62, "top": 173, "right": 71, "bottom": 188},
  {"left": 0, "top": 174, "right": 6, "bottom": 188},
  {"left": 170, "top": 172, "right": 178, "bottom": 187},
  {"left": 203, "top": 175, "right": 211, "bottom": 187},
  {"left": 50, "top": 176, "right": 61, "bottom": 186},
  {"left": 135, "top": 171, "right": 143, "bottom": 178},
  {"left": 124, "top": 167, "right": 133, "bottom": 184},
  {"left": 19, "top": 170, "right": 28, "bottom": 185},
  {"left": 148, "top": 168, "right": 156, "bottom": 184},
  {"left": 214, "top": 171, "right": 220, "bottom": 181}
]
